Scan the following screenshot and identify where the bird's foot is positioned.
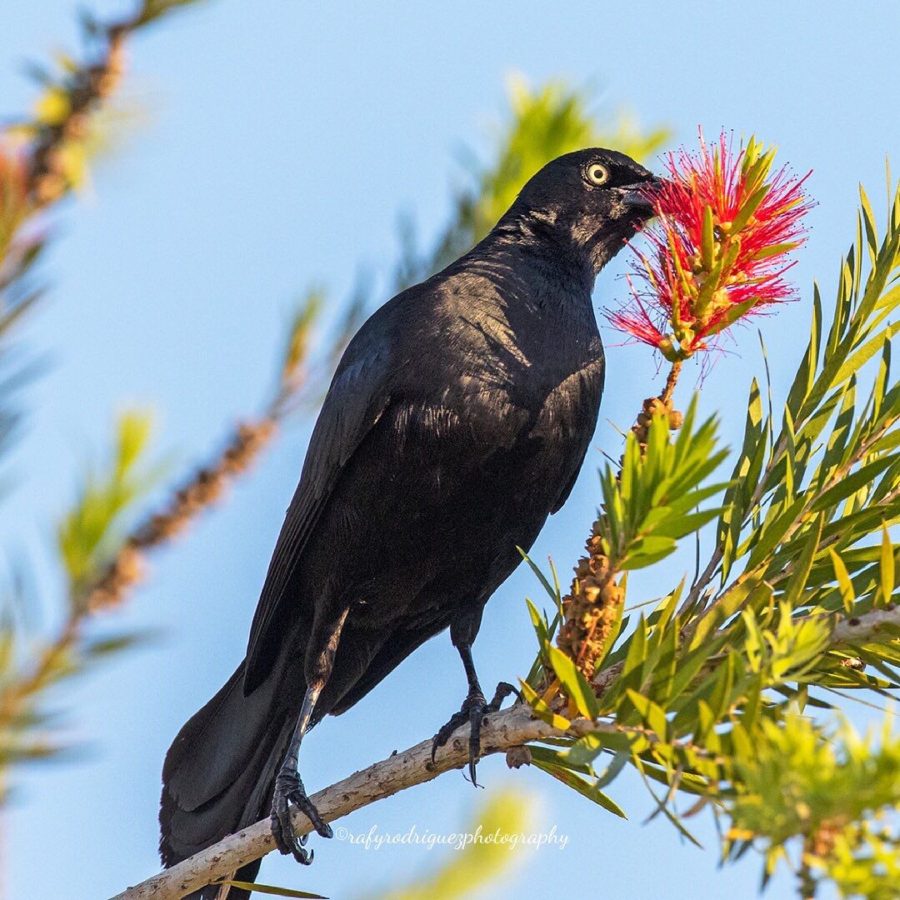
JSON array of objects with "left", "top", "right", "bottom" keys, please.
[
  {"left": 430, "top": 681, "right": 520, "bottom": 786},
  {"left": 270, "top": 769, "right": 333, "bottom": 864}
]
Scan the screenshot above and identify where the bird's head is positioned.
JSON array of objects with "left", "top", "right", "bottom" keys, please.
[{"left": 507, "top": 148, "right": 660, "bottom": 274}]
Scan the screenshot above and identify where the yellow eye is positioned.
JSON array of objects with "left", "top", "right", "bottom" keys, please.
[{"left": 586, "top": 162, "right": 610, "bottom": 186}]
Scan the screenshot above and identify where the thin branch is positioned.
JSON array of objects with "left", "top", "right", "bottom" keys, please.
[
  {"left": 0, "top": 620, "right": 78, "bottom": 728},
  {"left": 832, "top": 604, "right": 900, "bottom": 645},
  {"left": 25, "top": 20, "right": 128, "bottom": 206},
  {"left": 1, "top": 5, "right": 138, "bottom": 625},
  {"left": 0, "top": 414, "right": 280, "bottom": 746},
  {"left": 84, "top": 417, "right": 278, "bottom": 613},
  {"left": 25, "top": 2, "right": 204, "bottom": 206},
  {"left": 0, "top": 2, "right": 206, "bottom": 343},
  {"left": 659, "top": 359, "right": 682, "bottom": 407}
]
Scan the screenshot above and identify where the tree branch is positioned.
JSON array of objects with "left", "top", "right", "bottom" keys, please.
[
  {"left": 112, "top": 705, "right": 606, "bottom": 900},
  {"left": 25, "top": 1, "right": 206, "bottom": 206},
  {"left": 832, "top": 604, "right": 900, "bottom": 645}
]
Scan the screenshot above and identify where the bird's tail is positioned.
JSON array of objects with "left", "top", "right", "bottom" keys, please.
[{"left": 160, "top": 656, "right": 302, "bottom": 900}]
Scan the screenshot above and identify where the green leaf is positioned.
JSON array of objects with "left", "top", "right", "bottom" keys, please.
[
  {"left": 730, "top": 184, "right": 770, "bottom": 234},
  {"left": 564, "top": 732, "right": 607, "bottom": 768},
  {"left": 813, "top": 455, "right": 897, "bottom": 512},
  {"left": 860, "top": 184, "right": 878, "bottom": 262},
  {"left": 599, "top": 400, "right": 724, "bottom": 573},
  {"left": 224, "top": 882, "right": 327, "bottom": 899},
  {"left": 624, "top": 689, "right": 669, "bottom": 739},
  {"left": 700, "top": 204, "right": 716, "bottom": 270},
  {"left": 880, "top": 524, "right": 895, "bottom": 607},
  {"left": 547, "top": 646, "right": 599, "bottom": 719},
  {"left": 518, "top": 680, "right": 571, "bottom": 731},
  {"left": 833, "top": 323, "right": 900, "bottom": 386},
  {"left": 783, "top": 514, "right": 824, "bottom": 607},
  {"left": 595, "top": 748, "right": 631, "bottom": 789},
  {"left": 668, "top": 635, "right": 727, "bottom": 705},
  {"left": 746, "top": 497, "right": 805, "bottom": 570},
  {"left": 116, "top": 411, "right": 154, "bottom": 474},
  {"left": 719, "top": 379, "right": 766, "bottom": 579},
  {"left": 518, "top": 547, "right": 561, "bottom": 606},
  {"left": 57, "top": 410, "right": 160, "bottom": 604},
  {"left": 524, "top": 597, "right": 550, "bottom": 647},
  {"left": 523, "top": 596, "right": 557, "bottom": 688},
  {"left": 620, "top": 614, "right": 648, "bottom": 693},
  {"left": 651, "top": 507, "right": 723, "bottom": 540},
  {"left": 691, "top": 580, "right": 771, "bottom": 651},
  {"left": 532, "top": 756, "right": 628, "bottom": 818}
]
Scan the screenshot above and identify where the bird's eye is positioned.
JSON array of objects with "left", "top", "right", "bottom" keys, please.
[{"left": 586, "top": 163, "right": 610, "bottom": 186}]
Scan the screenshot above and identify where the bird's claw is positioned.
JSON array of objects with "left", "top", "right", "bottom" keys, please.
[
  {"left": 431, "top": 681, "right": 520, "bottom": 786},
  {"left": 270, "top": 770, "right": 332, "bottom": 864}
]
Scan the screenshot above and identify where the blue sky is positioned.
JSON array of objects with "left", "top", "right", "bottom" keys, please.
[{"left": 3, "top": 2, "right": 900, "bottom": 898}]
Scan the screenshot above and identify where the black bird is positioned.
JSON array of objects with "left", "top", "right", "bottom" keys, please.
[{"left": 160, "top": 148, "right": 657, "bottom": 896}]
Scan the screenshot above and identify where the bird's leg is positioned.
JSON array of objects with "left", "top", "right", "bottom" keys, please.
[
  {"left": 270, "top": 685, "right": 329, "bottom": 864},
  {"left": 430, "top": 640, "right": 520, "bottom": 786},
  {"left": 271, "top": 608, "right": 348, "bottom": 864}
]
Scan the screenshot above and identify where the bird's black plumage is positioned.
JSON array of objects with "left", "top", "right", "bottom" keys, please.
[{"left": 160, "top": 148, "right": 657, "bottom": 897}]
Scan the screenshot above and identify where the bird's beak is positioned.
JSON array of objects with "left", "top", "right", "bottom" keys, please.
[{"left": 620, "top": 177, "right": 662, "bottom": 215}]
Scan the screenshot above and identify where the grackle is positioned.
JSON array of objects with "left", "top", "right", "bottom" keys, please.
[{"left": 160, "top": 149, "right": 658, "bottom": 897}]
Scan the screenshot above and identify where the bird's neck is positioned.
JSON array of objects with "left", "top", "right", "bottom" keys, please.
[{"left": 470, "top": 213, "right": 597, "bottom": 298}]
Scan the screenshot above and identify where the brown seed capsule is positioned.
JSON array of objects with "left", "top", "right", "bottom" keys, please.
[{"left": 506, "top": 746, "right": 533, "bottom": 769}]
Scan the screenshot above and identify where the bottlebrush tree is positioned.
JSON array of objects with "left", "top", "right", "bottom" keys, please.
[
  {"left": 528, "top": 133, "right": 900, "bottom": 900},
  {"left": 122, "top": 134, "right": 900, "bottom": 900}
]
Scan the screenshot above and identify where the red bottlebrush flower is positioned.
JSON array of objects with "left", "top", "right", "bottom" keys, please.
[{"left": 610, "top": 131, "right": 813, "bottom": 359}]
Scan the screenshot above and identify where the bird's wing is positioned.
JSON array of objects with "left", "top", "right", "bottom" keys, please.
[
  {"left": 244, "top": 338, "right": 393, "bottom": 691},
  {"left": 550, "top": 359, "right": 605, "bottom": 514}
]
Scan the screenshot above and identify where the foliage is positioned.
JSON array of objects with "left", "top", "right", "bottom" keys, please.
[
  {"left": 522, "top": 174, "right": 900, "bottom": 897},
  {"left": 0, "top": 2, "right": 208, "bottom": 467},
  {"left": 728, "top": 712, "right": 900, "bottom": 898},
  {"left": 598, "top": 398, "right": 727, "bottom": 572},
  {"left": 0, "top": 412, "right": 157, "bottom": 777},
  {"left": 0, "top": 1, "right": 337, "bottom": 798},
  {"left": 57, "top": 411, "right": 158, "bottom": 607}
]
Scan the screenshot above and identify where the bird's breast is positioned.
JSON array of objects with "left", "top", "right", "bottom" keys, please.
[{"left": 396, "top": 350, "right": 603, "bottom": 470}]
